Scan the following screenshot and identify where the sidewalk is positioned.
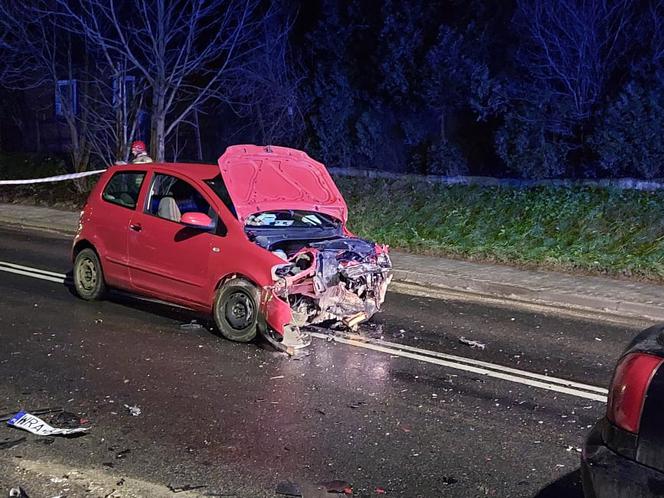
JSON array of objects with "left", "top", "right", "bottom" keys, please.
[{"left": 1, "top": 203, "right": 663, "bottom": 323}]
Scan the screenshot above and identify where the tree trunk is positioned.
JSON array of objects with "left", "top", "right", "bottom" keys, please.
[{"left": 194, "top": 108, "right": 203, "bottom": 161}]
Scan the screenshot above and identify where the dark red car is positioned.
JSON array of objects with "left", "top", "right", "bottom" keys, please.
[
  {"left": 581, "top": 324, "right": 664, "bottom": 497},
  {"left": 71, "top": 145, "right": 392, "bottom": 352}
]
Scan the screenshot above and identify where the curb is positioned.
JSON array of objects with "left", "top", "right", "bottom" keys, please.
[
  {"left": 0, "top": 218, "right": 76, "bottom": 237},
  {"left": 392, "top": 270, "right": 664, "bottom": 325}
]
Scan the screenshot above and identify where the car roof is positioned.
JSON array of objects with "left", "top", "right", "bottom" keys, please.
[{"left": 110, "top": 162, "right": 219, "bottom": 181}]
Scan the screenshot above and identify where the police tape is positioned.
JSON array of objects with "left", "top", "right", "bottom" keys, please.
[{"left": 0, "top": 169, "right": 107, "bottom": 185}]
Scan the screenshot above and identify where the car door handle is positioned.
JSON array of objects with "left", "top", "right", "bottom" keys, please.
[{"left": 129, "top": 223, "right": 142, "bottom": 232}]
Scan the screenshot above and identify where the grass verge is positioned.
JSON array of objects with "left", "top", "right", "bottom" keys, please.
[{"left": 336, "top": 177, "right": 664, "bottom": 281}]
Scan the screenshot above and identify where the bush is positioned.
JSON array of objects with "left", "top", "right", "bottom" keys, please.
[
  {"left": 494, "top": 106, "right": 571, "bottom": 179},
  {"left": 590, "top": 81, "right": 664, "bottom": 179},
  {"left": 426, "top": 141, "right": 469, "bottom": 176}
]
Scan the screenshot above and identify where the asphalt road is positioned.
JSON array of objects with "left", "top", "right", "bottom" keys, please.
[{"left": 0, "top": 227, "right": 643, "bottom": 497}]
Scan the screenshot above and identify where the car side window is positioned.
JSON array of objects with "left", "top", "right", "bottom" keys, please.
[
  {"left": 145, "top": 173, "right": 227, "bottom": 235},
  {"left": 102, "top": 171, "right": 145, "bottom": 209}
]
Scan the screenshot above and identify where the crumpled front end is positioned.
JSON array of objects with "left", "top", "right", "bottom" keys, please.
[{"left": 269, "top": 237, "right": 393, "bottom": 333}]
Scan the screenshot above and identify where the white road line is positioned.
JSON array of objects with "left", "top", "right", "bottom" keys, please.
[
  {"left": 0, "top": 261, "right": 67, "bottom": 279},
  {"left": 310, "top": 332, "right": 608, "bottom": 403},
  {"left": 340, "top": 332, "right": 608, "bottom": 395},
  {"left": 0, "top": 265, "right": 65, "bottom": 284},
  {"left": 2, "top": 260, "right": 609, "bottom": 403}
]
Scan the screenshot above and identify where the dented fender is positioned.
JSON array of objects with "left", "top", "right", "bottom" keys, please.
[{"left": 260, "top": 288, "right": 293, "bottom": 335}]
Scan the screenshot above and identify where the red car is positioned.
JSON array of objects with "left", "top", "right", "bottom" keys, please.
[{"left": 72, "top": 145, "right": 392, "bottom": 352}]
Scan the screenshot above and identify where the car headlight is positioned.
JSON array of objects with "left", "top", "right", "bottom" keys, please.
[{"left": 271, "top": 263, "right": 294, "bottom": 281}]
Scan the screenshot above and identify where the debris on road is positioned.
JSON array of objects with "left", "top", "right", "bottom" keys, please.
[
  {"left": 318, "top": 480, "right": 353, "bottom": 494},
  {"left": 180, "top": 320, "right": 203, "bottom": 331},
  {"left": 115, "top": 449, "right": 131, "bottom": 459},
  {"left": 50, "top": 411, "right": 84, "bottom": 429},
  {"left": 270, "top": 375, "right": 285, "bottom": 380},
  {"left": 8, "top": 487, "right": 28, "bottom": 498},
  {"left": 0, "top": 436, "right": 26, "bottom": 450},
  {"left": 124, "top": 404, "right": 142, "bottom": 417},
  {"left": 7, "top": 411, "right": 89, "bottom": 436},
  {"left": 275, "top": 480, "right": 302, "bottom": 496},
  {"left": 0, "top": 407, "right": 62, "bottom": 423},
  {"left": 167, "top": 483, "right": 207, "bottom": 493},
  {"left": 375, "top": 487, "right": 387, "bottom": 494},
  {"left": 459, "top": 336, "right": 486, "bottom": 350}
]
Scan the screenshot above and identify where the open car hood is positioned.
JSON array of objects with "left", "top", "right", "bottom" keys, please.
[{"left": 217, "top": 145, "right": 347, "bottom": 224}]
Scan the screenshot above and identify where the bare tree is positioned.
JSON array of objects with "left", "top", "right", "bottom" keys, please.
[
  {"left": 516, "top": 0, "right": 634, "bottom": 122},
  {"left": 234, "top": 9, "right": 307, "bottom": 146},
  {"left": 54, "top": 0, "right": 275, "bottom": 162}
]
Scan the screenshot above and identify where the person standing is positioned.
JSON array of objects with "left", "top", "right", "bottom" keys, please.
[{"left": 130, "top": 140, "right": 153, "bottom": 163}]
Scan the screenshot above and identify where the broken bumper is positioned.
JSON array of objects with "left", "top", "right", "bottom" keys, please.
[{"left": 261, "top": 245, "right": 392, "bottom": 350}]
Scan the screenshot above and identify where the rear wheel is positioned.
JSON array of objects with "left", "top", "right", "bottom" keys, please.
[
  {"left": 213, "top": 278, "right": 260, "bottom": 342},
  {"left": 73, "top": 248, "right": 106, "bottom": 301}
]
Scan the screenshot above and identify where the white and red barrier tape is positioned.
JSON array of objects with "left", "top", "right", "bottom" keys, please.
[{"left": 0, "top": 169, "right": 106, "bottom": 185}]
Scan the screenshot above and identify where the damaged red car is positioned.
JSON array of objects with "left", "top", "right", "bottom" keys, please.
[{"left": 72, "top": 145, "right": 392, "bottom": 352}]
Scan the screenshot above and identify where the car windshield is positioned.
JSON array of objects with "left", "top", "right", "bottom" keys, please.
[{"left": 245, "top": 210, "right": 339, "bottom": 228}]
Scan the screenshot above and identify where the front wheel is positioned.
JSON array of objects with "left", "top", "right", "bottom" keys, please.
[
  {"left": 73, "top": 248, "right": 106, "bottom": 301},
  {"left": 213, "top": 278, "right": 260, "bottom": 342}
]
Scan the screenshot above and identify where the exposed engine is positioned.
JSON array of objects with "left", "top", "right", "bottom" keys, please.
[{"left": 267, "top": 237, "right": 392, "bottom": 330}]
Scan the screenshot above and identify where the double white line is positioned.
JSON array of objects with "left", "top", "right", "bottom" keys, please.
[
  {"left": 1, "top": 259, "right": 608, "bottom": 403},
  {"left": 0, "top": 261, "right": 67, "bottom": 283},
  {"left": 310, "top": 332, "right": 608, "bottom": 403}
]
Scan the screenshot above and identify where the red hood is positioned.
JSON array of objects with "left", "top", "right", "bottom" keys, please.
[{"left": 217, "top": 145, "right": 347, "bottom": 224}]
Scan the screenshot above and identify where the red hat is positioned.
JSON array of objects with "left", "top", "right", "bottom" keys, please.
[{"left": 131, "top": 140, "right": 146, "bottom": 153}]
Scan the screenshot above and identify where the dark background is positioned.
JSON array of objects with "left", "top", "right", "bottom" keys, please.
[{"left": 1, "top": 0, "right": 662, "bottom": 179}]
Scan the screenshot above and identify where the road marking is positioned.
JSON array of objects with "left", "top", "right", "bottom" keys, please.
[
  {"left": 343, "top": 332, "right": 608, "bottom": 394},
  {"left": 0, "top": 262, "right": 66, "bottom": 284},
  {"left": 310, "top": 332, "right": 608, "bottom": 403},
  {"left": 0, "top": 261, "right": 67, "bottom": 279},
  {"left": 3, "top": 260, "right": 609, "bottom": 403}
]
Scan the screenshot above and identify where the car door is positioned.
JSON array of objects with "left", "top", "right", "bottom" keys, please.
[
  {"left": 127, "top": 171, "right": 225, "bottom": 307},
  {"left": 96, "top": 169, "right": 147, "bottom": 287}
]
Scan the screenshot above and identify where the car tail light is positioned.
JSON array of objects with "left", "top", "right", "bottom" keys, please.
[{"left": 607, "top": 352, "right": 664, "bottom": 433}]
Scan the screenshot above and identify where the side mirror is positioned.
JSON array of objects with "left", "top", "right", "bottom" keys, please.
[{"left": 181, "top": 212, "right": 215, "bottom": 231}]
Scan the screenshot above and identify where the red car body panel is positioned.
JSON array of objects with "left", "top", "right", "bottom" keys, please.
[
  {"left": 73, "top": 145, "right": 392, "bottom": 346},
  {"left": 217, "top": 144, "right": 348, "bottom": 224}
]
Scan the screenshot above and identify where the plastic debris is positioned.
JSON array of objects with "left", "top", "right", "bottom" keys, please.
[
  {"left": 7, "top": 411, "right": 89, "bottom": 436},
  {"left": 50, "top": 411, "right": 83, "bottom": 429},
  {"left": 459, "top": 337, "right": 486, "bottom": 350},
  {"left": 124, "top": 404, "right": 142, "bottom": 417},
  {"left": 115, "top": 449, "right": 131, "bottom": 459},
  {"left": 8, "top": 487, "right": 28, "bottom": 498},
  {"left": 275, "top": 481, "right": 302, "bottom": 497},
  {"left": 0, "top": 407, "right": 62, "bottom": 423},
  {"left": 375, "top": 487, "right": 387, "bottom": 495},
  {"left": 180, "top": 320, "right": 203, "bottom": 330},
  {"left": 318, "top": 480, "right": 353, "bottom": 494},
  {"left": 167, "top": 484, "right": 207, "bottom": 493}
]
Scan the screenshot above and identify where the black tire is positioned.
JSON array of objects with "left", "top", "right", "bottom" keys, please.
[
  {"left": 213, "top": 278, "right": 260, "bottom": 343},
  {"left": 73, "top": 248, "right": 106, "bottom": 301}
]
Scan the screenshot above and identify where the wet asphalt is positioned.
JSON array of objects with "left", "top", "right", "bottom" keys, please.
[{"left": 0, "top": 227, "right": 643, "bottom": 497}]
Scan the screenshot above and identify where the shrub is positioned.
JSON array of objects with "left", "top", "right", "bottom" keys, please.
[{"left": 590, "top": 81, "right": 664, "bottom": 179}]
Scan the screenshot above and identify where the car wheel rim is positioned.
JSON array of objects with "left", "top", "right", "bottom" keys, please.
[
  {"left": 224, "top": 291, "right": 255, "bottom": 330},
  {"left": 77, "top": 257, "right": 98, "bottom": 292}
]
